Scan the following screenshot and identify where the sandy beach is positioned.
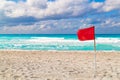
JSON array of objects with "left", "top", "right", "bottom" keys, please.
[{"left": 0, "top": 51, "right": 120, "bottom": 80}]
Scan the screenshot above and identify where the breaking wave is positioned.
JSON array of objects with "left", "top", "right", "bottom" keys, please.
[{"left": 0, "top": 35, "right": 120, "bottom": 51}]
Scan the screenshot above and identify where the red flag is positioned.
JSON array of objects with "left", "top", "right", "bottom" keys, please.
[{"left": 77, "top": 26, "right": 95, "bottom": 41}]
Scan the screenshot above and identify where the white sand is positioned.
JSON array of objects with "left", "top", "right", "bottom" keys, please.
[{"left": 0, "top": 51, "right": 120, "bottom": 80}]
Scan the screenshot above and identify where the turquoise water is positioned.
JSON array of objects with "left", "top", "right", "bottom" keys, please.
[{"left": 0, "top": 34, "right": 120, "bottom": 51}]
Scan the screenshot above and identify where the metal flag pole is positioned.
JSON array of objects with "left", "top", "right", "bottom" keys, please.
[{"left": 93, "top": 26, "right": 97, "bottom": 79}]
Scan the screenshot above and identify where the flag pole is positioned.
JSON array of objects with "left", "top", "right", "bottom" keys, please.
[
  {"left": 93, "top": 26, "right": 97, "bottom": 79},
  {"left": 93, "top": 26, "right": 96, "bottom": 51}
]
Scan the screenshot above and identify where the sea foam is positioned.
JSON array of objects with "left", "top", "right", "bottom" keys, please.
[{"left": 0, "top": 34, "right": 120, "bottom": 51}]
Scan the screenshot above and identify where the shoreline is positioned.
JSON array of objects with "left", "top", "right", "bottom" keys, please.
[{"left": 0, "top": 49, "right": 120, "bottom": 52}]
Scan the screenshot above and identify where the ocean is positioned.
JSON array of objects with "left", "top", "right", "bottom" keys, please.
[{"left": 0, "top": 34, "right": 120, "bottom": 51}]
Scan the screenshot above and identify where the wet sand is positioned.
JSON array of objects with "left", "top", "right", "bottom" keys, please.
[{"left": 0, "top": 51, "right": 120, "bottom": 80}]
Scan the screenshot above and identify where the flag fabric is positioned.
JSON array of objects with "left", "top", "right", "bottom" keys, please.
[{"left": 77, "top": 26, "right": 95, "bottom": 41}]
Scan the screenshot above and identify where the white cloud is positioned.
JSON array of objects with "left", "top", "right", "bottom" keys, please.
[
  {"left": 0, "top": 0, "right": 120, "bottom": 19},
  {"left": 101, "top": 0, "right": 120, "bottom": 12},
  {"left": 0, "top": 19, "right": 82, "bottom": 34},
  {"left": 0, "top": 25, "right": 35, "bottom": 34},
  {"left": 0, "top": 0, "right": 90, "bottom": 18},
  {"left": 0, "top": 0, "right": 120, "bottom": 34},
  {"left": 26, "top": 0, "right": 47, "bottom": 9},
  {"left": 90, "top": 2, "right": 103, "bottom": 9},
  {"left": 0, "top": 16, "right": 120, "bottom": 34}
]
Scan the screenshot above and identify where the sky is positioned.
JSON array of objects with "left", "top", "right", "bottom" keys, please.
[{"left": 0, "top": 0, "right": 120, "bottom": 34}]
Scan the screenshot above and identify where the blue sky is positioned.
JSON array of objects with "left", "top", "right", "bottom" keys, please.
[{"left": 0, "top": 0, "right": 120, "bottom": 34}]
